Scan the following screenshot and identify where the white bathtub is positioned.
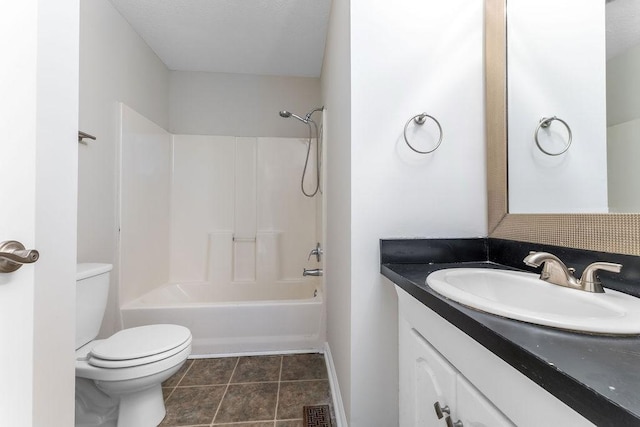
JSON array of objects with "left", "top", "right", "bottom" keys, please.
[{"left": 120, "top": 282, "right": 324, "bottom": 356}]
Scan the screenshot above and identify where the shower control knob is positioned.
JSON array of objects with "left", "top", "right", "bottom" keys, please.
[{"left": 308, "top": 242, "right": 323, "bottom": 262}]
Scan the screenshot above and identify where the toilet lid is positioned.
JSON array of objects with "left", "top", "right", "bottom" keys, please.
[
  {"left": 88, "top": 336, "right": 191, "bottom": 369},
  {"left": 89, "top": 324, "right": 191, "bottom": 362}
]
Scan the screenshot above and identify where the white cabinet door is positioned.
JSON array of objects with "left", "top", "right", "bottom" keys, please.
[
  {"left": 456, "top": 375, "right": 515, "bottom": 427},
  {"left": 399, "top": 319, "right": 456, "bottom": 427},
  {"left": 400, "top": 318, "right": 456, "bottom": 426},
  {"left": 400, "top": 318, "right": 515, "bottom": 427}
]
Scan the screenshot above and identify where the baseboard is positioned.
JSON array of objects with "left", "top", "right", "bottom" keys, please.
[
  {"left": 187, "top": 347, "right": 323, "bottom": 359},
  {"left": 324, "top": 342, "right": 348, "bottom": 427}
]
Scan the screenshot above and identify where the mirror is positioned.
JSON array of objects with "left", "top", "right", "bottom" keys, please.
[
  {"left": 506, "top": 0, "right": 640, "bottom": 214},
  {"left": 485, "top": 0, "right": 640, "bottom": 256}
]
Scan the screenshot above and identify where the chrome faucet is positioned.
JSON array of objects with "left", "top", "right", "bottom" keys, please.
[
  {"left": 523, "top": 251, "right": 622, "bottom": 293},
  {"left": 523, "top": 252, "right": 581, "bottom": 289},
  {"left": 303, "top": 268, "right": 323, "bottom": 277}
]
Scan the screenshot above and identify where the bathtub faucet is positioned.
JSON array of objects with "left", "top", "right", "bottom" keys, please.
[{"left": 303, "top": 268, "right": 323, "bottom": 277}]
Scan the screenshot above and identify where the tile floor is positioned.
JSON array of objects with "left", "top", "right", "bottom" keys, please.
[{"left": 160, "top": 353, "right": 334, "bottom": 427}]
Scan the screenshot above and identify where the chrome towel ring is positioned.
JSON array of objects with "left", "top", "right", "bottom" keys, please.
[
  {"left": 403, "top": 113, "right": 443, "bottom": 154},
  {"left": 534, "top": 116, "right": 572, "bottom": 156}
]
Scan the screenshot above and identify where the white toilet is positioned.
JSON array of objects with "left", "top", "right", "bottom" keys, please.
[{"left": 75, "top": 263, "right": 192, "bottom": 427}]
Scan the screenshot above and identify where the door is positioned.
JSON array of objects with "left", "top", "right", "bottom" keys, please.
[{"left": 0, "top": 1, "right": 79, "bottom": 426}]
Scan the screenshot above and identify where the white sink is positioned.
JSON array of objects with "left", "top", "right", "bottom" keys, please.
[{"left": 426, "top": 268, "right": 640, "bottom": 335}]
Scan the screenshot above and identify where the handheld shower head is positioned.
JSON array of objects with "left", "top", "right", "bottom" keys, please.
[
  {"left": 277, "top": 106, "right": 323, "bottom": 198},
  {"left": 278, "top": 110, "right": 308, "bottom": 123}
]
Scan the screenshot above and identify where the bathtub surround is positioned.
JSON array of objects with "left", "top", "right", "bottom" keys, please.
[
  {"left": 119, "top": 105, "right": 323, "bottom": 355},
  {"left": 119, "top": 105, "right": 172, "bottom": 304}
]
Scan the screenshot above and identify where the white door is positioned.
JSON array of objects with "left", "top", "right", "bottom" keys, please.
[{"left": 0, "top": 1, "right": 79, "bottom": 426}]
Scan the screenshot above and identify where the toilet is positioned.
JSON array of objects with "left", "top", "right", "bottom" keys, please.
[{"left": 75, "top": 263, "right": 192, "bottom": 427}]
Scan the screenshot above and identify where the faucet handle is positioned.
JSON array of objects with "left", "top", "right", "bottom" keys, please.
[
  {"left": 579, "top": 262, "right": 622, "bottom": 293},
  {"left": 308, "top": 242, "right": 323, "bottom": 262}
]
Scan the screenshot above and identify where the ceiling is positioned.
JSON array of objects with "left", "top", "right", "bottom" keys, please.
[
  {"left": 107, "top": 0, "right": 637, "bottom": 75},
  {"left": 606, "top": 0, "right": 640, "bottom": 59},
  {"left": 108, "top": 0, "right": 332, "bottom": 78}
]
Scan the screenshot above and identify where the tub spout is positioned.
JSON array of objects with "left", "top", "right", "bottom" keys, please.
[{"left": 303, "top": 268, "right": 323, "bottom": 277}]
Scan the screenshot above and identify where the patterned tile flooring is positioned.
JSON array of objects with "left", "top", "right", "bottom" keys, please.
[{"left": 160, "top": 353, "right": 334, "bottom": 427}]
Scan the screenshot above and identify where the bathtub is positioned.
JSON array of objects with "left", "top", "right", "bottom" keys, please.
[{"left": 120, "top": 281, "right": 324, "bottom": 356}]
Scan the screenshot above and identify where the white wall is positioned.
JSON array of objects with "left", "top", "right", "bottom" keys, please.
[
  {"left": 79, "top": 0, "right": 170, "bottom": 335},
  {"left": 320, "top": 0, "right": 352, "bottom": 421},
  {"left": 170, "top": 71, "right": 322, "bottom": 137},
  {"left": 321, "top": 0, "right": 487, "bottom": 425},
  {"left": 507, "top": 0, "right": 608, "bottom": 214}
]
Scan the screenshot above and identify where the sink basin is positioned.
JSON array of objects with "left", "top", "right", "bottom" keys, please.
[{"left": 426, "top": 268, "right": 640, "bottom": 335}]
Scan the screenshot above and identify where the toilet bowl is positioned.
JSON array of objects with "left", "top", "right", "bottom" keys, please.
[{"left": 75, "top": 264, "right": 192, "bottom": 427}]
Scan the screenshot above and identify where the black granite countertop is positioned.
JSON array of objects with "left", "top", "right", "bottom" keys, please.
[{"left": 381, "top": 239, "right": 640, "bottom": 427}]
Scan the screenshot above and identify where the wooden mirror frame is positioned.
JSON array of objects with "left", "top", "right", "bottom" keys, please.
[{"left": 485, "top": 0, "right": 640, "bottom": 256}]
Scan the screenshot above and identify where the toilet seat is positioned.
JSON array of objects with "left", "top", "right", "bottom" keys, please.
[
  {"left": 89, "top": 337, "right": 191, "bottom": 369},
  {"left": 88, "top": 324, "right": 191, "bottom": 369}
]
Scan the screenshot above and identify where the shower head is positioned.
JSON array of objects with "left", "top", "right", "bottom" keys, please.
[
  {"left": 279, "top": 107, "right": 324, "bottom": 124},
  {"left": 279, "top": 110, "right": 308, "bottom": 123}
]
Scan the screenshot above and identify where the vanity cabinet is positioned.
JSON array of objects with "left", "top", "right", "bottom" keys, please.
[
  {"left": 400, "top": 318, "right": 514, "bottom": 426},
  {"left": 396, "top": 285, "right": 594, "bottom": 427}
]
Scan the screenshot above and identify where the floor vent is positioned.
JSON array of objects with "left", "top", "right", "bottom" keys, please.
[{"left": 303, "top": 405, "right": 332, "bottom": 427}]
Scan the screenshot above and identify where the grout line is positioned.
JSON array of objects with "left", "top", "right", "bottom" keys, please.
[
  {"left": 209, "top": 357, "right": 240, "bottom": 427},
  {"left": 210, "top": 420, "right": 283, "bottom": 426},
  {"left": 278, "top": 378, "right": 329, "bottom": 383},
  {"left": 170, "top": 377, "right": 326, "bottom": 388},
  {"left": 173, "top": 380, "right": 278, "bottom": 387},
  {"left": 273, "top": 355, "right": 284, "bottom": 424},
  {"left": 164, "top": 359, "right": 195, "bottom": 402}
]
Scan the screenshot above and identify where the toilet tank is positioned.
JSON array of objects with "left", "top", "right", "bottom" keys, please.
[{"left": 76, "top": 263, "right": 113, "bottom": 349}]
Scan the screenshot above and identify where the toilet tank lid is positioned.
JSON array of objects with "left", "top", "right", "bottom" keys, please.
[{"left": 77, "top": 263, "right": 113, "bottom": 281}]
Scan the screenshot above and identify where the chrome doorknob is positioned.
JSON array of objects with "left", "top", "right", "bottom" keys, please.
[{"left": 0, "top": 240, "right": 39, "bottom": 273}]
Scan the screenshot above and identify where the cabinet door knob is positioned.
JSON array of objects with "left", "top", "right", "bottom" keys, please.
[
  {"left": 434, "top": 401, "right": 451, "bottom": 419},
  {"left": 445, "top": 415, "right": 464, "bottom": 427}
]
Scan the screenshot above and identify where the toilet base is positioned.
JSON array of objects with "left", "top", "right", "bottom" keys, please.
[
  {"left": 93, "top": 361, "right": 184, "bottom": 427},
  {"left": 75, "top": 377, "right": 118, "bottom": 427},
  {"left": 116, "top": 385, "right": 165, "bottom": 427}
]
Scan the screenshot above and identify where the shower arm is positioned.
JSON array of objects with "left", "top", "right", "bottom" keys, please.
[{"left": 304, "top": 107, "right": 324, "bottom": 122}]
